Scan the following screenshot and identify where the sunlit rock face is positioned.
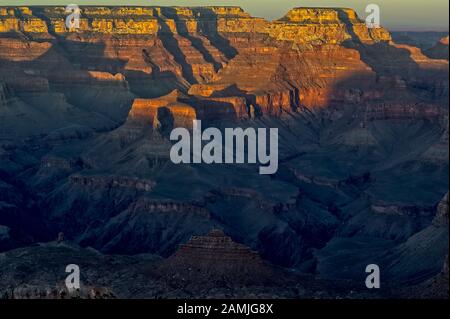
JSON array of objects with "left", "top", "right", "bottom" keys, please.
[
  {"left": 0, "top": 6, "right": 445, "bottom": 113},
  {"left": 0, "top": 6, "right": 448, "bottom": 299},
  {"left": 434, "top": 192, "right": 449, "bottom": 226}
]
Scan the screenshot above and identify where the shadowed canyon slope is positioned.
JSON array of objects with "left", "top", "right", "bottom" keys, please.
[{"left": 0, "top": 6, "right": 448, "bottom": 298}]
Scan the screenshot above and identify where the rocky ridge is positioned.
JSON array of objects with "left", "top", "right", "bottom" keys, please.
[{"left": 425, "top": 36, "right": 449, "bottom": 60}]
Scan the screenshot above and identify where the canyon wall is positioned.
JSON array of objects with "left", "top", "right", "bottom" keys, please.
[
  {"left": 1, "top": 6, "right": 446, "bottom": 125},
  {"left": 0, "top": 6, "right": 390, "bottom": 43}
]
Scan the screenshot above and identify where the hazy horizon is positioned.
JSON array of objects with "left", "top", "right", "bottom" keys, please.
[{"left": 1, "top": 1, "right": 449, "bottom": 31}]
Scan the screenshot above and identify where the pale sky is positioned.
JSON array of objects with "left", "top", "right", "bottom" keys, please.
[{"left": 1, "top": 1, "right": 449, "bottom": 31}]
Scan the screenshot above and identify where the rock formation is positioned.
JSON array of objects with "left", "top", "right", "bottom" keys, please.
[
  {"left": 0, "top": 5, "right": 448, "bottom": 299},
  {"left": 425, "top": 36, "right": 449, "bottom": 60},
  {"left": 160, "top": 229, "right": 275, "bottom": 284},
  {"left": 0, "top": 82, "right": 12, "bottom": 103},
  {"left": 2, "top": 284, "right": 116, "bottom": 299},
  {"left": 433, "top": 192, "right": 449, "bottom": 226},
  {"left": 0, "top": 6, "right": 446, "bottom": 119},
  {"left": 393, "top": 192, "right": 449, "bottom": 299}
]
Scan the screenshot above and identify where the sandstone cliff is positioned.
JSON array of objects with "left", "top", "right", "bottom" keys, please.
[
  {"left": 0, "top": 7, "right": 391, "bottom": 44},
  {"left": 1, "top": 6, "right": 446, "bottom": 118}
]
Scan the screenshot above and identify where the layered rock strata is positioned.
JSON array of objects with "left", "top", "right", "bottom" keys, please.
[{"left": 161, "top": 229, "right": 274, "bottom": 282}]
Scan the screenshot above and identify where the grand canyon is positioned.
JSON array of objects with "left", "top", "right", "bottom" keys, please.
[{"left": 0, "top": 6, "right": 448, "bottom": 299}]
